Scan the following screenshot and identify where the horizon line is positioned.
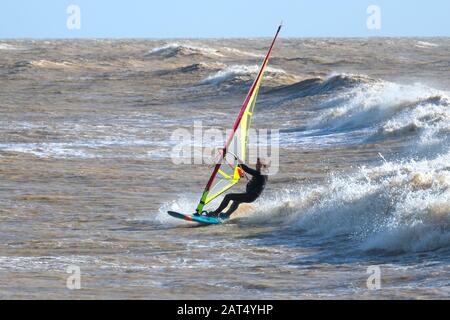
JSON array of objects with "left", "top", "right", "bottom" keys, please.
[{"left": 2, "top": 35, "right": 450, "bottom": 41}]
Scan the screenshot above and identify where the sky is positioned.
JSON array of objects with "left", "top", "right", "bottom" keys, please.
[{"left": 0, "top": 0, "right": 449, "bottom": 38}]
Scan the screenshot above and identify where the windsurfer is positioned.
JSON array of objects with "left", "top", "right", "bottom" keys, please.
[{"left": 207, "top": 158, "right": 268, "bottom": 218}]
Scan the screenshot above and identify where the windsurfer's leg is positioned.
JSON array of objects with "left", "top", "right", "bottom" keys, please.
[
  {"left": 211, "top": 193, "right": 247, "bottom": 215},
  {"left": 222, "top": 201, "right": 240, "bottom": 217},
  {"left": 211, "top": 194, "right": 233, "bottom": 215},
  {"left": 222, "top": 192, "right": 259, "bottom": 217}
]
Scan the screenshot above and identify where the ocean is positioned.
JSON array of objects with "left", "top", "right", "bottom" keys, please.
[{"left": 0, "top": 37, "right": 449, "bottom": 299}]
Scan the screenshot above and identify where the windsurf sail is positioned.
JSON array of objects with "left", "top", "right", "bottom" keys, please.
[{"left": 195, "top": 24, "right": 282, "bottom": 214}]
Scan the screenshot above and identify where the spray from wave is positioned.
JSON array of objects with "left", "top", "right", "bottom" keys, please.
[
  {"left": 236, "top": 150, "right": 450, "bottom": 254},
  {"left": 379, "top": 95, "right": 450, "bottom": 146},
  {"left": 281, "top": 74, "right": 450, "bottom": 149}
]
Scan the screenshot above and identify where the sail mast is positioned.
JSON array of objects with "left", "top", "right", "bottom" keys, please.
[{"left": 225, "top": 24, "right": 282, "bottom": 149}]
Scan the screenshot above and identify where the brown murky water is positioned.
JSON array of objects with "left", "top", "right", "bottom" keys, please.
[{"left": 0, "top": 38, "right": 449, "bottom": 299}]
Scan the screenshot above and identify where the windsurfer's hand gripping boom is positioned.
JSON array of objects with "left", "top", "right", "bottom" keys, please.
[{"left": 223, "top": 150, "right": 249, "bottom": 177}]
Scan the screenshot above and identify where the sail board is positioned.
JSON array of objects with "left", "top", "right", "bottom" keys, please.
[{"left": 194, "top": 24, "right": 282, "bottom": 214}]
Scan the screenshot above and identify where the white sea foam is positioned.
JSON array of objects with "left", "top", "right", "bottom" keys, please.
[
  {"left": 30, "top": 60, "right": 75, "bottom": 69},
  {"left": 155, "top": 197, "right": 200, "bottom": 228},
  {"left": 0, "top": 142, "right": 91, "bottom": 159},
  {"left": 221, "top": 47, "right": 265, "bottom": 58},
  {"left": 278, "top": 75, "right": 449, "bottom": 150},
  {"left": 201, "top": 65, "right": 287, "bottom": 85},
  {"left": 150, "top": 43, "right": 266, "bottom": 59},
  {"left": 149, "top": 43, "right": 224, "bottom": 58},
  {"left": 0, "top": 43, "right": 20, "bottom": 50},
  {"left": 380, "top": 96, "right": 450, "bottom": 145},
  {"left": 298, "top": 77, "right": 450, "bottom": 147},
  {"left": 315, "top": 81, "right": 441, "bottom": 129},
  {"left": 0, "top": 139, "right": 166, "bottom": 159},
  {"left": 415, "top": 41, "right": 439, "bottom": 48},
  {"left": 0, "top": 255, "right": 92, "bottom": 271}
]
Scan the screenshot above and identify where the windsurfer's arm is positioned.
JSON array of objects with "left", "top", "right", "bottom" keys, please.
[{"left": 240, "top": 164, "right": 259, "bottom": 176}]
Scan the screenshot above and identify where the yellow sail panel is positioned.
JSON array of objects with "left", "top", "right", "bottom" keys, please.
[
  {"left": 238, "top": 84, "right": 261, "bottom": 162},
  {"left": 205, "top": 165, "right": 241, "bottom": 204}
]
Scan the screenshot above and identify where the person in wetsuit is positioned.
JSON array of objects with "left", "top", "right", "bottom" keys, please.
[{"left": 207, "top": 158, "right": 268, "bottom": 218}]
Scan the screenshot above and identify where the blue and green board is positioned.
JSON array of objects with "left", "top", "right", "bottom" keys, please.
[{"left": 167, "top": 211, "right": 228, "bottom": 225}]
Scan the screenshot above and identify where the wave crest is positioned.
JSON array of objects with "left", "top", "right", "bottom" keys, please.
[
  {"left": 378, "top": 95, "right": 450, "bottom": 143},
  {"left": 148, "top": 43, "right": 223, "bottom": 58},
  {"left": 201, "top": 64, "right": 297, "bottom": 86},
  {"left": 270, "top": 73, "right": 375, "bottom": 98}
]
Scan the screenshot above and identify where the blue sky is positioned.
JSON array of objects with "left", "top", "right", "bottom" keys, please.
[{"left": 0, "top": 0, "right": 449, "bottom": 38}]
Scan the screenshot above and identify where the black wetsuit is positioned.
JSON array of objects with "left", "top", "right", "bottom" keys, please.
[{"left": 211, "top": 164, "right": 268, "bottom": 217}]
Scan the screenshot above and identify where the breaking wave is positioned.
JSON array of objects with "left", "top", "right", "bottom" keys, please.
[
  {"left": 297, "top": 151, "right": 450, "bottom": 253},
  {"left": 282, "top": 74, "right": 450, "bottom": 149},
  {"left": 415, "top": 41, "right": 439, "bottom": 48},
  {"left": 148, "top": 43, "right": 224, "bottom": 58},
  {"left": 148, "top": 43, "right": 267, "bottom": 60},
  {"left": 315, "top": 81, "right": 446, "bottom": 129},
  {"left": 379, "top": 95, "right": 450, "bottom": 145},
  {"left": 201, "top": 64, "right": 297, "bottom": 86},
  {"left": 235, "top": 150, "right": 450, "bottom": 254},
  {"left": 270, "top": 73, "right": 375, "bottom": 98}
]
